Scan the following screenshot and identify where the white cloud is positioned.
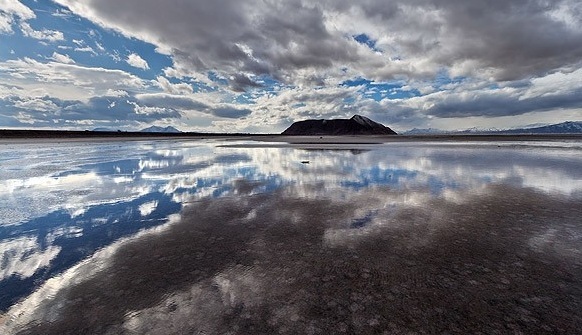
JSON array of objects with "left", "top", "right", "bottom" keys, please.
[
  {"left": 105, "top": 89, "right": 129, "bottom": 97},
  {"left": 0, "top": 236, "right": 61, "bottom": 281},
  {"left": 95, "top": 41, "right": 105, "bottom": 52},
  {"left": 19, "top": 22, "right": 64, "bottom": 42},
  {"left": 50, "top": 52, "right": 75, "bottom": 64},
  {"left": 0, "top": 12, "right": 14, "bottom": 33},
  {"left": 0, "top": 57, "right": 146, "bottom": 101},
  {"left": 0, "top": 0, "right": 35, "bottom": 34},
  {"left": 14, "top": 97, "right": 59, "bottom": 112},
  {"left": 126, "top": 53, "right": 150, "bottom": 70},
  {"left": 74, "top": 46, "right": 97, "bottom": 55},
  {"left": 53, "top": 0, "right": 582, "bottom": 86},
  {"left": 138, "top": 200, "right": 158, "bottom": 216},
  {"left": 155, "top": 76, "right": 192, "bottom": 94},
  {"left": 2, "top": 0, "right": 582, "bottom": 131}
]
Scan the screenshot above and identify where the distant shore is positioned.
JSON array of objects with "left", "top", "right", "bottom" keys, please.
[{"left": 1, "top": 129, "right": 581, "bottom": 144}]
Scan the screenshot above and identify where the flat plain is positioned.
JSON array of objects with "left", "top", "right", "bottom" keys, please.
[{"left": 1, "top": 136, "right": 581, "bottom": 334}]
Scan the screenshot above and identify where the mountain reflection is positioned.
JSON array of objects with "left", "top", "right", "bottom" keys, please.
[{"left": 1, "top": 139, "right": 581, "bottom": 333}]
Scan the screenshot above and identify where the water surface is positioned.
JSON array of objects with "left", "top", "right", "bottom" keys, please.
[{"left": 1, "top": 139, "right": 581, "bottom": 334}]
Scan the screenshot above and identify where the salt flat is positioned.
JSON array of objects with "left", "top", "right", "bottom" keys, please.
[{"left": 1, "top": 138, "right": 581, "bottom": 334}]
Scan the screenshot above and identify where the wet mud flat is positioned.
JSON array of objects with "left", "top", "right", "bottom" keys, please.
[{"left": 2, "top": 183, "right": 581, "bottom": 334}]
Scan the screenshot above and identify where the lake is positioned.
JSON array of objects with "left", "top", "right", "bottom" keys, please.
[{"left": 1, "top": 138, "right": 581, "bottom": 334}]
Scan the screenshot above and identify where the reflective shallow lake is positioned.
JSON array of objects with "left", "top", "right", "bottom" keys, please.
[{"left": 1, "top": 138, "right": 581, "bottom": 334}]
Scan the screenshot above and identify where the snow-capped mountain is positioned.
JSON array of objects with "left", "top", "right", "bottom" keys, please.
[
  {"left": 502, "top": 121, "right": 582, "bottom": 134},
  {"left": 402, "top": 128, "right": 444, "bottom": 135},
  {"left": 403, "top": 121, "right": 582, "bottom": 135},
  {"left": 140, "top": 126, "right": 182, "bottom": 133}
]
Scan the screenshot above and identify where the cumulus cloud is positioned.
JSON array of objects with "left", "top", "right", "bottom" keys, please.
[
  {"left": 126, "top": 53, "right": 150, "bottom": 70},
  {"left": 0, "top": 57, "right": 180, "bottom": 127},
  {"left": 246, "top": 84, "right": 422, "bottom": 131},
  {"left": 155, "top": 76, "right": 192, "bottom": 94},
  {"left": 3, "top": 0, "right": 582, "bottom": 131},
  {"left": 53, "top": 0, "right": 582, "bottom": 85},
  {"left": 49, "top": 52, "right": 74, "bottom": 64}
]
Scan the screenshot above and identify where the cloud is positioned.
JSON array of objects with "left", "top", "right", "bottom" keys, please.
[
  {"left": 105, "top": 89, "right": 129, "bottom": 97},
  {"left": 137, "top": 93, "right": 208, "bottom": 111},
  {"left": 136, "top": 93, "right": 251, "bottom": 119},
  {"left": 13, "top": 97, "right": 60, "bottom": 112},
  {"left": 53, "top": 0, "right": 582, "bottom": 86},
  {"left": 211, "top": 105, "right": 252, "bottom": 118},
  {"left": 229, "top": 73, "right": 262, "bottom": 92},
  {"left": 126, "top": 53, "right": 150, "bottom": 70},
  {"left": 19, "top": 22, "right": 64, "bottom": 42},
  {"left": 74, "top": 46, "right": 97, "bottom": 54},
  {"left": 0, "top": 57, "right": 146, "bottom": 101},
  {"left": 3, "top": 177, "right": 582, "bottom": 333},
  {"left": 407, "top": 68, "right": 582, "bottom": 118},
  {"left": 1, "top": 1, "right": 62, "bottom": 41},
  {"left": 50, "top": 52, "right": 75, "bottom": 64},
  {"left": 155, "top": 76, "right": 192, "bottom": 94},
  {"left": 0, "top": 0, "right": 35, "bottom": 34},
  {"left": 0, "top": 236, "right": 61, "bottom": 281},
  {"left": 0, "top": 95, "right": 180, "bottom": 127},
  {"left": 2, "top": 0, "right": 582, "bottom": 131}
]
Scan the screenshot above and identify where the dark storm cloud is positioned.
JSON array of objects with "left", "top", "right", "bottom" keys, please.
[{"left": 55, "top": 0, "right": 582, "bottom": 84}]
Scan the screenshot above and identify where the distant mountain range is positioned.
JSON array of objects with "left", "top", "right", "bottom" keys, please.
[
  {"left": 282, "top": 115, "right": 397, "bottom": 135},
  {"left": 140, "top": 126, "right": 182, "bottom": 133},
  {"left": 403, "top": 121, "right": 582, "bottom": 135},
  {"left": 91, "top": 127, "right": 117, "bottom": 132},
  {"left": 501, "top": 121, "right": 582, "bottom": 134},
  {"left": 92, "top": 126, "right": 182, "bottom": 133}
]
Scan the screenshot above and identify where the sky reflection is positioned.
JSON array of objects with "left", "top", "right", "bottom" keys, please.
[{"left": 1, "top": 139, "right": 581, "bottom": 333}]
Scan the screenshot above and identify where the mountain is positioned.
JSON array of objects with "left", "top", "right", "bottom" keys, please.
[
  {"left": 501, "top": 121, "right": 582, "bottom": 134},
  {"left": 455, "top": 127, "right": 502, "bottom": 134},
  {"left": 402, "top": 121, "right": 582, "bottom": 135},
  {"left": 140, "top": 125, "right": 182, "bottom": 133},
  {"left": 402, "top": 128, "right": 444, "bottom": 135},
  {"left": 92, "top": 127, "right": 115, "bottom": 132},
  {"left": 282, "top": 115, "right": 397, "bottom": 135}
]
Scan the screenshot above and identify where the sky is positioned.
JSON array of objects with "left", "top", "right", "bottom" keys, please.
[{"left": 1, "top": 0, "right": 581, "bottom": 133}]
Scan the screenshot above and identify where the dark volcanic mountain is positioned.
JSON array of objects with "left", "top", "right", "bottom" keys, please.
[{"left": 282, "top": 115, "right": 397, "bottom": 135}]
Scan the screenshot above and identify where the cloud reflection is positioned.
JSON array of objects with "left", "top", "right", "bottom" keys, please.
[
  {"left": 2, "top": 182, "right": 581, "bottom": 334},
  {"left": 0, "top": 236, "right": 61, "bottom": 281},
  {"left": 0, "top": 139, "right": 581, "bottom": 333}
]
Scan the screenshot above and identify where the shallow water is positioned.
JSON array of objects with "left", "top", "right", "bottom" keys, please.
[{"left": 1, "top": 139, "right": 581, "bottom": 334}]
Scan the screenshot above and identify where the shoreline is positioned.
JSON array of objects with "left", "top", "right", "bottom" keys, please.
[{"left": 1, "top": 129, "right": 582, "bottom": 144}]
